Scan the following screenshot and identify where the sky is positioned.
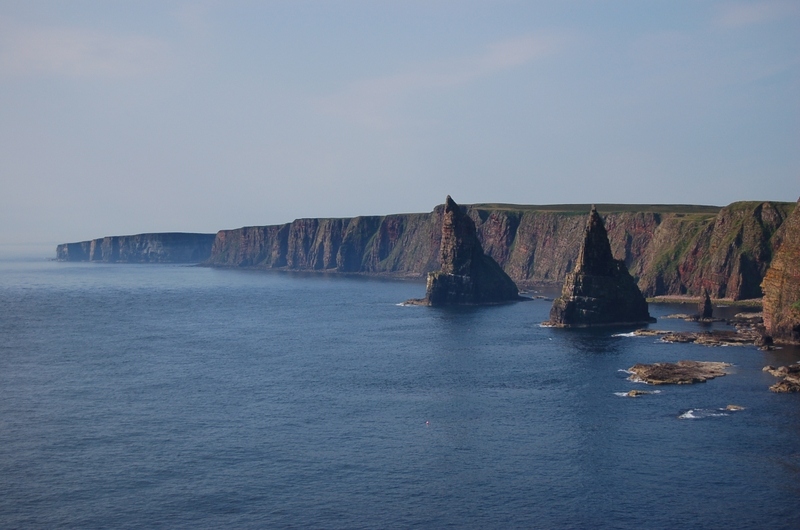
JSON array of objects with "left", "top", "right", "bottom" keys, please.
[{"left": 1, "top": 1, "right": 798, "bottom": 252}]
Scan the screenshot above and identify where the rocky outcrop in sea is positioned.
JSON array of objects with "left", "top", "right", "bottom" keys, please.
[
  {"left": 763, "top": 364, "right": 800, "bottom": 393},
  {"left": 547, "top": 207, "right": 655, "bottom": 327},
  {"left": 627, "top": 361, "right": 731, "bottom": 385},
  {"left": 409, "top": 196, "right": 520, "bottom": 305},
  {"left": 761, "top": 197, "right": 800, "bottom": 344},
  {"left": 699, "top": 290, "right": 713, "bottom": 319}
]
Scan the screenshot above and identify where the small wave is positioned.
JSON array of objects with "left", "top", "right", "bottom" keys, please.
[
  {"left": 614, "top": 390, "right": 662, "bottom": 397},
  {"left": 617, "top": 369, "right": 634, "bottom": 374},
  {"left": 678, "top": 408, "right": 732, "bottom": 420},
  {"left": 612, "top": 332, "right": 638, "bottom": 338}
]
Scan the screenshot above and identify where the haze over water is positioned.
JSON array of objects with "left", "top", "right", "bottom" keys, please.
[{"left": 1, "top": 259, "right": 799, "bottom": 528}]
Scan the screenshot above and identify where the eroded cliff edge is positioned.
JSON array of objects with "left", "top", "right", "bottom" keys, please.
[{"left": 204, "top": 200, "right": 794, "bottom": 299}]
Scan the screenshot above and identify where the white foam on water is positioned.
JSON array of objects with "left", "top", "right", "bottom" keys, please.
[
  {"left": 611, "top": 331, "right": 639, "bottom": 337},
  {"left": 678, "top": 408, "right": 730, "bottom": 420},
  {"left": 614, "top": 389, "right": 663, "bottom": 397},
  {"left": 617, "top": 369, "right": 634, "bottom": 374}
]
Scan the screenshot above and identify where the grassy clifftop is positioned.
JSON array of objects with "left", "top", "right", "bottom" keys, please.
[{"left": 470, "top": 203, "right": 722, "bottom": 216}]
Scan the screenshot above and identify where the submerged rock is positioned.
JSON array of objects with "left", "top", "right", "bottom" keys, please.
[
  {"left": 408, "top": 196, "right": 520, "bottom": 306},
  {"left": 628, "top": 361, "right": 731, "bottom": 385},
  {"left": 547, "top": 207, "right": 655, "bottom": 327}
]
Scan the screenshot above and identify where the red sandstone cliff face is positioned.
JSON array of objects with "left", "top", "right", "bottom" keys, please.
[{"left": 762, "top": 198, "right": 800, "bottom": 343}]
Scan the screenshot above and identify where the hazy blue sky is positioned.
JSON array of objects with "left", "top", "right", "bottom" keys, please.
[{"left": 1, "top": 1, "right": 798, "bottom": 251}]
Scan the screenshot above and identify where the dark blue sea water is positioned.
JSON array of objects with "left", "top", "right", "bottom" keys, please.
[{"left": 1, "top": 259, "right": 799, "bottom": 529}]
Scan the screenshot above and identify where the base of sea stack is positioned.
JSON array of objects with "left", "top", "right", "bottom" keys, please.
[
  {"left": 406, "top": 271, "right": 525, "bottom": 306},
  {"left": 544, "top": 276, "right": 656, "bottom": 328}
]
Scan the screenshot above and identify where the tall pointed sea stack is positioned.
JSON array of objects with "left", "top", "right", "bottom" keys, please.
[
  {"left": 761, "top": 197, "right": 800, "bottom": 343},
  {"left": 547, "top": 207, "right": 654, "bottom": 327},
  {"left": 413, "top": 195, "right": 519, "bottom": 305},
  {"left": 699, "top": 290, "right": 713, "bottom": 319}
]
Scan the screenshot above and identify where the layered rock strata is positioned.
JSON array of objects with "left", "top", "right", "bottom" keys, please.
[
  {"left": 547, "top": 208, "right": 655, "bottom": 327},
  {"left": 761, "top": 197, "right": 800, "bottom": 344},
  {"left": 411, "top": 196, "right": 520, "bottom": 305}
]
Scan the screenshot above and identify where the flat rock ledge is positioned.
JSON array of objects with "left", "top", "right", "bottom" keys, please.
[
  {"left": 763, "top": 364, "right": 800, "bottom": 393},
  {"left": 632, "top": 328, "right": 765, "bottom": 347},
  {"left": 628, "top": 361, "right": 732, "bottom": 385}
]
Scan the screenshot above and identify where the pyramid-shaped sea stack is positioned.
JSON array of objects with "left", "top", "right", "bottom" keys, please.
[
  {"left": 547, "top": 207, "right": 655, "bottom": 327},
  {"left": 409, "top": 196, "right": 520, "bottom": 306}
]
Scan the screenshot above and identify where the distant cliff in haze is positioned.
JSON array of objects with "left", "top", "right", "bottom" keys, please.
[
  {"left": 57, "top": 200, "right": 795, "bottom": 300},
  {"left": 57, "top": 233, "right": 216, "bottom": 263}
]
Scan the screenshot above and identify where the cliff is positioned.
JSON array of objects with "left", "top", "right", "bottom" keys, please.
[
  {"left": 204, "top": 200, "right": 793, "bottom": 299},
  {"left": 761, "top": 197, "right": 800, "bottom": 344},
  {"left": 547, "top": 207, "right": 654, "bottom": 327},
  {"left": 57, "top": 200, "right": 794, "bottom": 299},
  {"left": 56, "top": 233, "right": 216, "bottom": 263},
  {"left": 414, "top": 196, "right": 519, "bottom": 305}
]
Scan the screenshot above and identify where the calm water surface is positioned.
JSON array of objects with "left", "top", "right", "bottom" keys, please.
[{"left": 1, "top": 259, "right": 799, "bottom": 529}]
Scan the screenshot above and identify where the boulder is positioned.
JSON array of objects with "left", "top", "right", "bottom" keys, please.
[
  {"left": 409, "top": 196, "right": 520, "bottom": 306},
  {"left": 547, "top": 207, "right": 655, "bottom": 327}
]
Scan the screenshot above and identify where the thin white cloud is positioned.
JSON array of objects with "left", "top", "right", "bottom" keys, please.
[
  {"left": 0, "top": 19, "right": 169, "bottom": 78},
  {"left": 715, "top": 0, "right": 798, "bottom": 28},
  {"left": 316, "top": 34, "right": 566, "bottom": 129}
]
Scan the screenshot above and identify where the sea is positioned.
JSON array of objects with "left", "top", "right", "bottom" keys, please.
[{"left": 1, "top": 258, "right": 799, "bottom": 529}]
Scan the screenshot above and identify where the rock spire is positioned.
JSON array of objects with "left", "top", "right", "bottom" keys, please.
[
  {"left": 410, "top": 195, "right": 520, "bottom": 305},
  {"left": 547, "top": 207, "right": 655, "bottom": 327},
  {"left": 699, "top": 290, "right": 713, "bottom": 319}
]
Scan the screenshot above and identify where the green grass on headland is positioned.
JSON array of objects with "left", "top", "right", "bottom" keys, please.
[
  {"left": 469, "top": 203, "right": 724, "bottom": 215},
  {"left": 647, "top": 296, "right": 763, "bottom": 309}
]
